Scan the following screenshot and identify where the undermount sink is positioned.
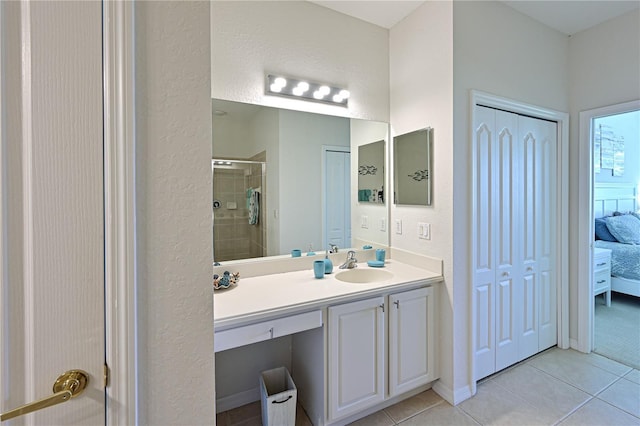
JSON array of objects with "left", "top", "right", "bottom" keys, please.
[{"left": 334, "top": 268, "right": 393, "bottom": 284}]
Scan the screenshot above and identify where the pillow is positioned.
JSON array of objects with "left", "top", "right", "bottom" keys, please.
[
  {"left": 632, "top": 211, "right": 640, "bottom": 222},
  {"left": 595, "top": 218, "right": 618, "bottom": 242},
  {"left": 605, "top": 215, "right": 640, "bottom": 245}
]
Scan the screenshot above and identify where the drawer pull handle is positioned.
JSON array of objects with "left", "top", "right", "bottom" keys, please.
[
  {"left": 272, "top": 395, "right": 292, "bottom": 404},
  {"left": 597, "top": 280, "right": 606, "bottom": 284},
  {"left": 379, "top": 304, "right": 385, "bottom": 313},
  {"left": 526, "top": 267, "right": 533, "bottom": 272},
  {"left": 269, "top": 327, "right": 274, "bottom": 339},
  {"left": 394, "top": 300, "right": 399, "bottom": 309},
  {"left": 502, "top": 272, "right": 509, "bottom": 277},
  {"left": 596, "top": 262, "right": 607, "bottom": 267}
]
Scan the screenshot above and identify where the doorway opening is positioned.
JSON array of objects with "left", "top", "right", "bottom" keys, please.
[{"left": 589, "top": 108, "right": 640, "bottom": 369}]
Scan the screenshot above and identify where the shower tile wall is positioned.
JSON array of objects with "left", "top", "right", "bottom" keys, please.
[{"left": 213, "top": 165, "right": 265, "bottom": 262}]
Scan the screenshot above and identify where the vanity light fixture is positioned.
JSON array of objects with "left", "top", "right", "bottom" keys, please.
[{"left": 266, "top": 74, "right": 349, "bottom": 107}]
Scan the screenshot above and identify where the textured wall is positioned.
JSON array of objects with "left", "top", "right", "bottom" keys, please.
[
  {"left": 389, "top": 0, "right": 456, "bottom": 402},
  {"left": 567, "top": 9, "right": 640, "bottom": 340},
  {"left": 135, "top": 2, "right": 215, "bottom": 424},
  {"left": 211, "top": 1, "right": 389, "bottom": 122},
  {"left": 452, "top": 1, "right": 569, "bottom": 400}
]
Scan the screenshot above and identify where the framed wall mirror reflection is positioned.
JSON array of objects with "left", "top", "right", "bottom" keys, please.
[
  {"left": 393, "top": 127, "right": 433, "bottom": 206},
  {"left": 357, "top": 140, "right": 385, "bottom": 203}
]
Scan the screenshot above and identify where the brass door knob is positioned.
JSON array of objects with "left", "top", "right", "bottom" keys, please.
[{"left": 1, "top": 370, "right": 89, "bottom": 422}]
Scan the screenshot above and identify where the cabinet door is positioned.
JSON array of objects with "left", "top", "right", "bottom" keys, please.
[
  {"left": 389, "top": 287, "right": 436, "bottom": 397},
  {"left": 328, "top": 297, "right": 385, "bottom": 421}
]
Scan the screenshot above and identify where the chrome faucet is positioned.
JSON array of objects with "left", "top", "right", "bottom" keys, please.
[
  {"left": 329, "top": 244, "right": 339, "bottom": 253},
  {"left": 339, "top": 250, "right": 358, "bottom": 269}
]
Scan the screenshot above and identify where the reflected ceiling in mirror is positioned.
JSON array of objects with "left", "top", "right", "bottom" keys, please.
[{"left": 212, "top": 99, "right": 389, "bottom": 263}]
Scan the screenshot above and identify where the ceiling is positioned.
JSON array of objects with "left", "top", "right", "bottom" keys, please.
[{"left": 309, "top": 0, "right": 640, "bottom": 35}]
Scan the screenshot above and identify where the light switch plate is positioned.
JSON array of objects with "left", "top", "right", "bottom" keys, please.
[
  {"left": 418, "top": 222, "right": 431, "bottom": 240},
  {"left": 380, "top": 218, "right": 386, "bottom": 232},
  {"left": 361, "top": 215, "right": 368, "bottom": 229},
  {"left": 395, "top": 219, "right": 402, "bottom": 234}
]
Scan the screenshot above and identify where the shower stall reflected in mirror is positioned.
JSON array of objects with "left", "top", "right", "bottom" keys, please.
[{"left": 212, "top": 158, "right": 266, "bottom": 262}]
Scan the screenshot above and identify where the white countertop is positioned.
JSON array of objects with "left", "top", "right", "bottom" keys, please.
[{"left": 214, "top": 259, "right": 442, "bottom": 330}]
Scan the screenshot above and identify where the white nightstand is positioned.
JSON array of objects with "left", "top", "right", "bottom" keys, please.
[{"left": 593, "top": 247, "right": 612, "bottom": 307}]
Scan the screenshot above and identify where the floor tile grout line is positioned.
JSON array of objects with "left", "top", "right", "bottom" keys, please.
[
  {"left": 550, "top": 394, "right": 596, "bottom": 426},
  {"left": 391, "top": 399, "right": 446, "bottom": 425}
]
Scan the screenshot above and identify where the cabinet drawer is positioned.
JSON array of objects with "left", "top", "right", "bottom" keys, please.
[
  {"left": 593, "top": 270, "right": 611, "bottom": 295},
  {"left": 215, "top": 310, "right": 322, "bottom": 352},
  {"left": 593, "top": 255, "right": 611, "bottom": 273}
]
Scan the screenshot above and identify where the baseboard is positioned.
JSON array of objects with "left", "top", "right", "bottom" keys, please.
[
  {"left": 216, "top": 387, "right": 260, "bottom": 413},
  {"left": 432, "top": 380, "right": 474, "bottom": 406}
]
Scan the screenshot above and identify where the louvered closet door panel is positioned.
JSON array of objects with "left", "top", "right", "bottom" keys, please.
[
  {"left": 473, "top": 106, "right": 497, "bottom": 380},
  {"left": 494, "top": 111, "right": 520, "bottom": 372}
]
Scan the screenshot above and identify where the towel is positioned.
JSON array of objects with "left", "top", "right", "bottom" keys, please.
[{"left": 248, "top": 188, "right": 260, "bottom": 225}]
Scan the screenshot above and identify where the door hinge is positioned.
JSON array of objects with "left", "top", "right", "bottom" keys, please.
[{"left": 104, "top": 363, "right": 110, "bottom": 388}]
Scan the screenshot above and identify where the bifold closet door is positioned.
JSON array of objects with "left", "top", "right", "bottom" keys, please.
[
  {"left": 473, "top": 106, "right": 557, "bottom": 381},
  {"left": 520, "top": 116, "right": 557, "bottom": 353}
]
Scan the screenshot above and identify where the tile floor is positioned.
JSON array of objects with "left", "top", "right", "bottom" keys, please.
[{"left": 217, "top": 347, "right": 640, "bottom": 426}]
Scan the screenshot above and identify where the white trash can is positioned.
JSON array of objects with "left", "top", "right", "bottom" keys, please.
[{"left": 259, "top": 367, "right": 297, "bottom": 426}]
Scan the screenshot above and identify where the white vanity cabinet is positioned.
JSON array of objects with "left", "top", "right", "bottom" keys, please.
[
  {"left": 389, "top": 286, "right": 436, "bottom": 396},
  {"left": 328, "top": 296, "right": 386, "bottom": 421},
  {"left": 328, "top": 285, "right": 437, "bottom": 423}
]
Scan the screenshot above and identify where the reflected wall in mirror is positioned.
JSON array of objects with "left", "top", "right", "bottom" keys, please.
[
  {"left": 393, "top": 128, "right": 433, "bottom": 206},
  {"left": 212, "top": 99, "right": 390, "bottom": 262},
  {"left": 357, "top": 140, "right": 385, "bottom": 203}
]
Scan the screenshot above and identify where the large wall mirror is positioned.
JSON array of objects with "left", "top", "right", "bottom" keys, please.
[
  {"left": 212, "top": 99, "right": 389, "bottom": 263},
  {"left": 393, "top": 127, "right": 433, "bottom": 206}
]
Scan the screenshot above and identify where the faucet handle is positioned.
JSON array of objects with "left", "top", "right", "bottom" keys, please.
[{"left": 329, "top": 244, "right": 339, "bottom": 253}]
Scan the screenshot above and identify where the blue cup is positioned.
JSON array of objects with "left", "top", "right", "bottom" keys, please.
[
  {"left": 313, "top": 260, "right": 325, "bottom": 279},
  {"left": 375, "top": 249, "right": 386, "bottom": 262},
  {"left": 291, "top": 249, "right": 301, "bottom": 257}
]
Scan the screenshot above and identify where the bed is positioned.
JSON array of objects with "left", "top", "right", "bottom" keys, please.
[{"left": 594, "top": 183, "right": 640, "bottom": 297}]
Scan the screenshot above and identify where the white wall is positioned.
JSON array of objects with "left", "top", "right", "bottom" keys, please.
[
  {"left": 452, "top": 0, "right": 569, "bottom": 400},
  {"left": 279, "top": 110, "right": 350, "bottom": 253},
  {"left": 351, "top": 119, "right": 390, "bottom": 246},
  {"left": 568, "top": 9, "right": 640, "bottom": 339},
  {"left": 389, "top": 0, "right": 456, "bottom": 400},
  {"left": 211, "top": 1, "right": 389, "bottom": 122},
  {"left": 135, "top": 2, "right": 214, "bottom": 424}
]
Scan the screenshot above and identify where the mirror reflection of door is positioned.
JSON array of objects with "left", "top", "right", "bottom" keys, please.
[{"left": 324, "top": 147, "right": 351, "bottom": 250}]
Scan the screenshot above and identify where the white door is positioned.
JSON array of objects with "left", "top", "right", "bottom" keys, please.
[
  {"left": 328, "top": 297, "right": 384, "bottom": 421},
  {"left": 389, "top": 287, "right": 435, "bottom": 397},
  {"left": 324, "top": 147, "right": 351, "bottom": 249},
  {"left": 473, "top": 105, "right": 557, "bottom": 380},
  {"left": 0, "top": 2, "right": 105, "bottom": 425},
  {"left": 525, "top": 116, "right": 557, "bottom": 352}
]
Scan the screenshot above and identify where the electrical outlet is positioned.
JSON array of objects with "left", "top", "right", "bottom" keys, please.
[
  {"left": 418, "top": 222, "right": 431, "bottom": 240},
  {"left": 380, "top": 218, "right": 386, "bottom": 232},
  {"left": 395, "top": 219, "right": 402, "bottom": 234},
  {"left": 361, "top": 215, "right": 368, "bottom": 229}
]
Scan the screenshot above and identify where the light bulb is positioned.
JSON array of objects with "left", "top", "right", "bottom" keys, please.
[
  {"left": 274, "top": 77, "right": 287, "bottom": 87},
  {"left": 297, "top": 82, "right": 309, "bottom": 92},
  {"left": 292, "top": 87, "right": 304, "bottom": 96},
  {"left": 339, "top": 89, "right": 350, "bottom": 99},
  {"left": 332, "top": 95, "right": 343, "bottom": 103},
  {"left": 319, "top": 85, "right": 330, "bottom": 95},
  {"left": 270, "top": 83, "right": 282, "bottom": 93},
  {"left": 313, "top": 91, "right": 324, "bottom": 99}
]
